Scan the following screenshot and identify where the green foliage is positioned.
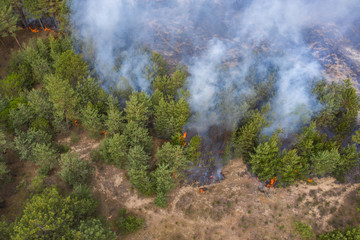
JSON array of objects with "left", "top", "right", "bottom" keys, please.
[
  {"left": 73, "top": 219, "right": 116, "bottom": 240},
  {"left": 313, "top": 79, "right": 360, "bottom": 140},
  {"left": 233, "top": 108, "right": 268, "bottom": 161},
  {"left": 0, "top": 129, "right": 7, "bottom": 153},
  {"left": 294, "top": 221, "right": 315, "bottom": 240},
  {"left": 11, "top": 188, "right": 74, "bottom": 240},
  {"left": 278, "top": 149, "right": 307, "bottom": 185},
  {"left": 68, "top": 185, "right": 98, "bottom": 222},
  {"left": 8, "top": 40, "right": 52, "bottom": 86},
  {"left": 49, "top": 35, "right": 72, "bottom": 61},
  {"left": 81, "top": 102, "right": 103, "bottom": 138},
  {"left": 59, "top": 152, "right": 93, "bottom": 186},
  {"left": 54, "top": 50, "right": 89, "bottom": 84},
  {"left": 45, "top": 74, "right": 78, "bottom": 129},
  {"left": 124, "top": 91, "right": 151, "bottom": 127},
  {"left": 310, "top": 148, "right": 341, "bottom": 177},
  {"left": 156, "top": 142, "right": 189, "bottom": 174},
  {"left": 26, "top": 89, "right": 53, "bottom": 121},
  {"left": 76, "top": 77, "right": 108, "bottom": 113},
  {"left": 0, "top": 97, "right": 26, "bottom": 122},
  {"left": 8, "top": 103, "right": 34, "bottom": 131},
  {"left": 127, "top": 145, "right": 153, "bottom": 195},
  {"left": 152, "top": 163, "right": 175, "bottom": 207},
  {"left": 105, "top": 97, "right": 125, "bottom": 135},
  {"left": 14, "top": 128, "right": 52, "bottom": 160},
  {"left": 123, "top": 121, "right": 153, "bottom": 155},
  {"left": 296, "top": 121, "right": 328, "bottom": 161},
  {"left": 32, "top": 143, "right": 58, "bottom": 175},
  {"left": 116, "top": 208, "right": 144, "bottom": 235},
  {"left": 318, "top": 227, "right": 360, "bottom": 240},
  {"left": 184, "top": 135, "right": 202, "bottom": 165},
  {"left": 0, "top": 73, "right": 22, "bottom": 98},
  {"left": 145, "top": 51, "right": 168, "bottom": 83},
  {"left": 335, "top": 79, "right": 360, "bottom": 136},
  {"left": 100, "top": 133, "right": 128, "bottom": 167},
  {"left": 153, "top": 68, "right": 187, "bottom": 98},
  {"left": 0, "top": 4, "right": 19, "bottom": 41},
  {"left": 0, "top": 216, "right": 12, "bottom": 240},
  {"left": 59, "top": 0, "right": 71, "bottom": 33},
  {"left": 249, "top": 133, "right": 281, "bottom": 181},
  {"left": 27, "top": 174, "right": 45, "bottom": 195},
  {"left": 153, "top": 96, "right": 190, "bottom": 139}
]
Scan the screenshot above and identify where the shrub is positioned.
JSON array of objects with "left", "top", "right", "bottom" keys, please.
[
  {"left": 127, "top": 146, "right": 153, "bottom": 195},
  {"left": 310, "top": 148, "right": 341, "bottom": 177},
  {"left": 59, "top": 152, "right": 93, "bottom": 186},
  {"left": 11, "top": 188, "right": 74, "bottom": 239},
  {"left": 318, "top": 227, "right": 360, "bottom": 240},
  {"left": 0, "top": 216, "right": 12, "bottom": 240},
  {"left": 73, "top": 219, "right": 116, "bottom": 240},
  {"left": 68, "top": 185, "right": 98, "bottom": 222},
  {"left": 14, "top": 128, "right": 52, "bottom": 161},
  {"left": 116, "top": 208, "right": 144, "bottom": 235},
  {"left": 32, "top": 143, "right": 58, "bottom": 175},
  {"left": 99, "top": 134, "right": 128, "bottom": 167},
  {"left": 123, "top": 121, "right": 153, "bottom": 155}
]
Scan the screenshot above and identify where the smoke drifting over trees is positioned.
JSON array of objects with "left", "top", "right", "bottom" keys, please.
[{"left": 71, "top": 0, "right": 360, "bottom": 134}]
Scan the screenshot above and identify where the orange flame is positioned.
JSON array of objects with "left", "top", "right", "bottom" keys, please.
[
  {"left": 266, "top": 177, "right": 276, "bottom": 188},
  {"left": 179, "top": 132, "right": 187, "bottom": 147},
  {"left": 101, "top": 131, "right": 107, "bottom": 135},
  {"left": 28, "top": 26, "right": 57, "bottom": 34},
  {"left": 199, "top": 189, "right": 204, "bottom": 193},
  {"left": 44, "top": 26, "right": 56, "bottom": 33},
  {"left": 29, "top": 27, "right": 39, "bottom": 33},
  {"left": 307, "top": 179, "right": 313, "bottom": 182},
  {"left": 74, "top": 120, "right": 80, "bottom": 126}
]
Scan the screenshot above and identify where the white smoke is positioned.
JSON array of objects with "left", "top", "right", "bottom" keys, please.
[{"left": 70, "top": 0, "right": 360, "bottom": 134}]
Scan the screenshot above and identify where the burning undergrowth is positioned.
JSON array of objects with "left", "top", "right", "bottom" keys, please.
[{"left": 184, "top": 126, "right": 232, "bottom": 185}]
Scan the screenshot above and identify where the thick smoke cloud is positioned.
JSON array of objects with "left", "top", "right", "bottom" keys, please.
[{"left": 71, "top": 0, "right": 360, "bottom": 134}]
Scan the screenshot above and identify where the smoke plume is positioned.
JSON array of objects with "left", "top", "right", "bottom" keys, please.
[{"left": 71, "top": 0, "right": 360, "bottom": 134}]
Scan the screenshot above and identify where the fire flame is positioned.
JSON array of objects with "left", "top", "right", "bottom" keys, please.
[
  {"left": 29, "top": 27, "right": 39, "bottom": 33},
  {"left": 307, "top": 179, "right": 313, "bottom": 182},
  {"left": 44, "top": 26, "right": 56, "bottom": 33},
  {"left": 74, "top": 120, "right": 80, "bottom": 126},
  {"left": 266, "top": 177, "right": 276, "bottom": 188},
  {"left": 101, "top": 131, "right": 107, "bottom": 135},
  {"left": 199, "top": 189, "right": 204, "bottom": 193},
  {"left": 28, "top": 25, "right": 57, "bottom": 34},
  {"left": 179, "top": 132, "right": 187, "bottom": 147}
]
